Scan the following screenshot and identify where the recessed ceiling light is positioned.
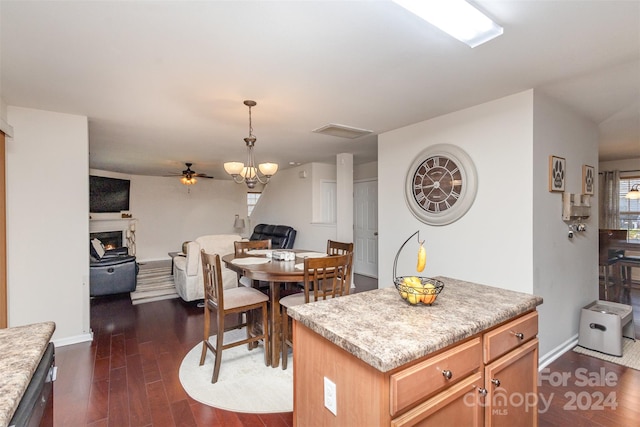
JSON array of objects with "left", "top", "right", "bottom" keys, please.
[
  {"left": 312, "top": 123, "right": 373, "bottom": 139},
  {"left": 392, "top": 0, "right": 503, "bottom": 48}
]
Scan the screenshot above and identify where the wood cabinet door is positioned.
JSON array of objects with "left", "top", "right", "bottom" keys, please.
[
  {"left": 391, "top": 372, "right": 484, "bottom": 427},
  {"left": 484, "top": 338, "right": 538, "bottom": 427}
]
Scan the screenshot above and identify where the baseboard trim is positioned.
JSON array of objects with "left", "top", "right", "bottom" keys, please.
[
  {"left": 53, "top": 331, "right": 93, "bottom": 347},
  {"left": 538, "top": 333, "right": 579, "bottom": 370}
]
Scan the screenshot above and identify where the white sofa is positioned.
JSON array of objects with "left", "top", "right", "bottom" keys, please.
[{"left": 173, "top": 234, "right": 242, "bottom": 302}]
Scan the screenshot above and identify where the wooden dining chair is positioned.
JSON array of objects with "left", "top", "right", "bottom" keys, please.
[
  {"left": 233, "top": 239, "right": 272, "bottom": 288},
  {"left": 234, "top": 239, "right": 272, "bottom": 256},
  {"left": 279, "top": 253, "right": 353, "bottom": 370},
  {"left": 327, "top": 239, "right": 354, "bottom": 256},
  {"left": 199, "top": 250, "right": 270, "bottom": 383}
]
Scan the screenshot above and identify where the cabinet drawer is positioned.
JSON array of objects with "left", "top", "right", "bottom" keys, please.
[
  {"left": 390, "top": 337, "right": 481, "bottom": 416},
  {"left": 391, "top": 371, "right": 484, "bottom": 427},
  {"left": 484, "top": 311, "right": 538, "bottom": 364}
]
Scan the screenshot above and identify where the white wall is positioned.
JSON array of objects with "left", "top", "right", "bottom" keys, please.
[
  {"left": 311, "top": 162, "right": 337, "bottom": 224},
  {"left": 379, "top": 90, "right": 600, "bottom": 363},
  {"left": 336, "top": 153, "right": 354, "bottom": 242},
  {"left": 90, "top": 169, "right": 248, "bottom": 261},
  {"left": 250, "top": 159, "right": 377, "bottom": 252},
  {"left": 379, "top": 91, "right": 534, "bottom": 292},
  {"left": 6, "top": 106, "right": 91, "bottom": 344},
  {"left": 354, "top": 161, "right": 378, "bottom": 182},
  {"left": 250, "top": 163, "right": 335, "bottom": 252},
  {"left": 532, "top": 92, "right": 599, "bottom": 362}
]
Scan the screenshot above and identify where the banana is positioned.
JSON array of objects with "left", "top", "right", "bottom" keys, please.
[{"left": 416, "top": 242, "right": 426, "bottom": 272}]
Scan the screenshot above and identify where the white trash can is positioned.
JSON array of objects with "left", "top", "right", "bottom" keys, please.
[{"left": 578, "top": 300, "right": 634, "bottom": 356}]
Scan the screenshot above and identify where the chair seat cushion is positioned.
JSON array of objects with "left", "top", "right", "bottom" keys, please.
[{"left": 221, "top": 286, "right": 269, "bottom": 310}]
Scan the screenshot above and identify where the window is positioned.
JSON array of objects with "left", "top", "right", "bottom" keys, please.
[
  {"left": 619, "top": 176, "right": 640, "bottom": 240},
  {"left": 247, "top": 192, "right": 261, "bottom": 217}
]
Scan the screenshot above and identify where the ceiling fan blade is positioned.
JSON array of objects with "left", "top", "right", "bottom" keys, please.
[{"left": 164, "top": 163, "right": 213, "bottom": 179}]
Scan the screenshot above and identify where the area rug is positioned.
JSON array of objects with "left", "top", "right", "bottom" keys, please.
[
  {"left": 573, "top": 338, "right": 640, "bottom": 370},
  {"left": 179, "top": 328, "right": 293, "bottom": 413},
  {"left": 130, "top": 265, "right": 179, "bottom": 305}
]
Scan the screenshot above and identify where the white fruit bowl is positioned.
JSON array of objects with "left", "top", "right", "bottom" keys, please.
[{"left": 394, "top": 277, "right": 444, "bottom": 305}]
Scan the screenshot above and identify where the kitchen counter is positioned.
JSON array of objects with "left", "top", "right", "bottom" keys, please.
[
  {"left": 0, "top": 321, "right": 56, "bottom": 427},
  {"left": 287, "top": 276, "right": 543, "bottom": 372}
]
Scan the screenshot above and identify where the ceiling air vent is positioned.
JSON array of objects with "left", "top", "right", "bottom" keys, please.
[{"left": 312, "top": 123, "right": 373, "bottom": 139}]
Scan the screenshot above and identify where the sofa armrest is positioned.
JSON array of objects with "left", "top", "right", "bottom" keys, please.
[{"left": 185, "top": 241, "right": 201, "bottom": 276}]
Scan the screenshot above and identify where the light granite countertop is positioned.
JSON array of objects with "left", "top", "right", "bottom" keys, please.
[
  {"left": 287, "top": 276, "right": 543, "bottom": 372},
  {"left": 0, "top": 321, "right": 56, "bottom": 427}
]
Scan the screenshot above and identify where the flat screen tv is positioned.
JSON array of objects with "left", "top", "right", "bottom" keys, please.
[{"left": 90, "top": 175, "right": 131, "bottom": 213}]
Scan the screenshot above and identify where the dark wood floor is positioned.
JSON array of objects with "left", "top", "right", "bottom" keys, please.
[
  {"left": 537, "top": 284, "right": 640, "bottom": 426},
  {"left": 52, "top": 275, "right": 639, "bottom": 426}
]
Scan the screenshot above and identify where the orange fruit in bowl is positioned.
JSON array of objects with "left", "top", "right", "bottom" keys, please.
[{"left": 422, "top": 283, "right": 436, "bottom": 304}]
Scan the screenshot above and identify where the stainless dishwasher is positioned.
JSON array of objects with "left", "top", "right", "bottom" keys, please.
[{"left": 9, "top": 343, "right": 55, "bottom": 427}]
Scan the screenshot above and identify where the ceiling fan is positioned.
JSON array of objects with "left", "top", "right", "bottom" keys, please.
[{"left": 167, "top": 162, "right": 213, "bottom": 185}]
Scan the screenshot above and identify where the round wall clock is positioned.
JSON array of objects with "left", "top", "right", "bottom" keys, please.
[{"left": 404, "top": 144, "right": 478, "bottom": 226}]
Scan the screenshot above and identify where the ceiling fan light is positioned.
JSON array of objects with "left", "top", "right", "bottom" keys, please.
[
  {"left": 224, "top": 162, "right": 244, "bottom": 176},
  {"left": 181, "top": 176, "right": 197, "bottom": 185},
  {"left": 259, "top": 162, "right": 278, "bottom": 177}
]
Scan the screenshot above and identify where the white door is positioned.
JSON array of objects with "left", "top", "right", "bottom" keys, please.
[{"left": 354, "top": 180, "right": 378, "bottom": 277}]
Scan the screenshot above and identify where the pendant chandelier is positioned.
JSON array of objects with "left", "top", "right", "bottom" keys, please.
[{"left": 223, "top": 100, "right": 278, "bottom": 189}]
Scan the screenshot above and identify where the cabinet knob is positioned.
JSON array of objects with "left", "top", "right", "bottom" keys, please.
[
  {"left": 513, "top": 332, "right": 524, "bottom": 340},
  {"left": 478, "top": 387, "right": 488, "bottom": 397},
  {"left": 491, "top": 378, "right": 501, "bottom": 387},
  {"left": 442, "top": 369, "right": 453, "bottom": 380}
]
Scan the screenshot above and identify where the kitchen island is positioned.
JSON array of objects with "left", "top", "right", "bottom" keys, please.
[
  {"left": 288, "top": 276, "right": 543, "bottom": 426},
  {"left": 0, "top": 321, "right": 56, "bottom": 427}
]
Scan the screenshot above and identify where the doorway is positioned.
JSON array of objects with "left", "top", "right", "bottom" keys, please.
[{"left": 354, "top": 179, "right": 378, "bottom": 278}]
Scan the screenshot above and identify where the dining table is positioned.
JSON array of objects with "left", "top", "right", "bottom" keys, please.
[
  {"left": 607, "top": 238, "right": 640, "bottom": 252},
  {"left": 222, "top": 249, "right": 329, "bottom": 368}
]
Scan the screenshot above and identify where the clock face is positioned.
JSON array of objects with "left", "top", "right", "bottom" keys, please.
[
  {"left": 411, "top": 155, "right": 463, "bottom": 213},
  {"left": 405, "top": 144, "right": 477, "bottom": 226}
]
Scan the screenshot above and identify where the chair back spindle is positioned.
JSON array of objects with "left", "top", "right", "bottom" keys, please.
[
  {"left": 303, "top": 253, "right": 353, "bottom": 302},
  {"left": 327, "top": 240, "right": 354, "bottom": 256}
]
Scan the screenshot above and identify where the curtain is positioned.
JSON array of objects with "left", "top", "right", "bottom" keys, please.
[{"left": 599, "top": 170, "right": 620, "bottom": 229}]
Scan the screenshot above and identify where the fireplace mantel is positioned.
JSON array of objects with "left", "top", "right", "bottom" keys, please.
[{"left": 89, "top": 218, "right": 136, "bottom": 233}]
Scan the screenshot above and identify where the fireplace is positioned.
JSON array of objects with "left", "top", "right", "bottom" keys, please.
[
  {"left": 90, "top": 231, "right": 123, "bottom": 250},
  {"left": 89, "top": 218, "right": 136, "bottom": 255}
]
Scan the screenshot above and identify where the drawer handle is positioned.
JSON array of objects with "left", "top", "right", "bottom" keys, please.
[
  {"left": 478, "top": 387, "right": 488, "bottom": 397},
  {"left": 512, "top": 332, "right": 524, "bottom": 340},
  {"left": 491, "top": 378, "right": 501, "bottom": 387},
  {"left": 442, "top": 369, "right": 453, "bottom": 380}
]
